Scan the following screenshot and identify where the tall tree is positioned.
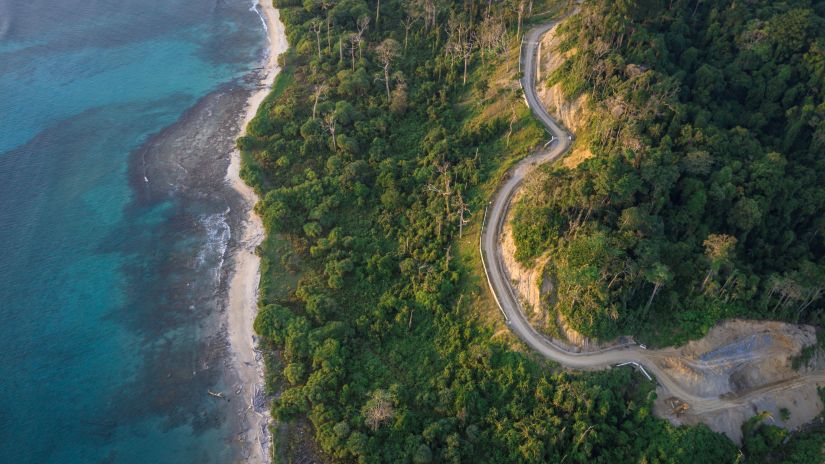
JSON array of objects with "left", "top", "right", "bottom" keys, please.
[
  {"left": 375, "top": 38, "right": 400, "bottom": 100},
  {"left": 356, "top": 15, "right": 370, "bottom": 59},
  {"left": 701, "top": 234, "right": 737, "bottom": 292},
  {"left": 643, "top": 262, "right": 672, "bottom": 313},
  {"left": 311, "top": 83, "right": 329, "bottom": 119},
  {"left": 309, "top": 18, "right": 323, "bottom": 59}
]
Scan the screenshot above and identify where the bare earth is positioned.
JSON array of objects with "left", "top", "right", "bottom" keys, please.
[
  {"left": 225, "top": 3, "right": 288, "bottom": 462},
  {"left": 650, "top": 321, "right": 824, "bottom": 442}
]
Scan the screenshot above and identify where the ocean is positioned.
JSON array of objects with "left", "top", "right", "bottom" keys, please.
[{"left": 0, "top": 0, "right": 269, "bottom": 462}]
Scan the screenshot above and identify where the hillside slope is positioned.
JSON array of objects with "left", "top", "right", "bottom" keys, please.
[{"left": 512, "top": 0, "right": 825, "bottom": 345}]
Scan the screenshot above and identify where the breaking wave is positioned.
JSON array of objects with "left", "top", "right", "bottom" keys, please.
[{"left": 196, "top": 208, "right": 231, "bottom": 283}]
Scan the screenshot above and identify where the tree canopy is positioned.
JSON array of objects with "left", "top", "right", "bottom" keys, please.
[{"left": 244, "top": 0, "right": 824, "bottom": 461}]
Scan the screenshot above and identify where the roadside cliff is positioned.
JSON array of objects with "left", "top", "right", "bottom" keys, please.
[
  {"left": 535, "top": 21, "right": 593, "bottom": 169},
  {"left": 500, "top": 17, "right": 602, "bottom": 349}
]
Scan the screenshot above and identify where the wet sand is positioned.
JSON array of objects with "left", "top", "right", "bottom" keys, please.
[{"left": 224, "top": 2, "right": 288, "bottom": 462}]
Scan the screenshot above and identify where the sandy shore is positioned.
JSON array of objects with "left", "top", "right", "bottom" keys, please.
[{"left": 225, "top": 2, "right": 288, "bottom": 463}]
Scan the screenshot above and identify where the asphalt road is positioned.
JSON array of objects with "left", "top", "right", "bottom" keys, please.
[{"left": 479, "top": 22, "right": 825, "bottom": 413}]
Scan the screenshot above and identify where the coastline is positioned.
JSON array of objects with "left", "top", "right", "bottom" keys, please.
[{"left": 225, "top": 2, "right": 288, "bottom": 463}]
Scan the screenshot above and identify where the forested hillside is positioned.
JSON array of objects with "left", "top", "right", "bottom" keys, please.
[
  {"left": 513, "top": 0, "right": 825, "bottom": 344},
  {"left": 240, "top": 0, "right": 823, "bottom": 462}
]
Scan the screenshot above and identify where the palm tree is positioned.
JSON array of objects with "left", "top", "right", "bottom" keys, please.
[{"left": 644, "top": 262, "right": 672, "bottom": 313}]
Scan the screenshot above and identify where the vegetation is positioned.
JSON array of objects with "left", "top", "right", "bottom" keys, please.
[
  {"left": 241, "top": 0, "right": 824, "bottom": 462},
  {"left": 792, "top": 327, "right": 824, "bottom": 369},
  {"left": 741, "top": 402, "right": 825, "bottom": 464},
  {"left": 512, "top": 0, "right": 825, "bottom": 345}
]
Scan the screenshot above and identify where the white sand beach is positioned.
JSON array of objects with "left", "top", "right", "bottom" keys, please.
[{"left": 225, "top": 2, "right": 288, "bottom": 462}]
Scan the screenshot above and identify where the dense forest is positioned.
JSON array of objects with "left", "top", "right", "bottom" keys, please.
[
  {"left": 512, "top": 0, "right": 825, "bottom": 345},
  {"left": 240, "top": 0, "right": 825, "bottom": 462}
]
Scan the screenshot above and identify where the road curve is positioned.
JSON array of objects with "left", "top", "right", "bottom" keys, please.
[{"left": 479, "top": 21, "right": 825, "bottom": 413}]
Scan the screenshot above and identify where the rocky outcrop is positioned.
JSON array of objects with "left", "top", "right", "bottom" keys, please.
[
  {"left": 500, "top": 189, "right": 552, "bottom": 324},
  {"left": 535, "top": 22, "right": 593, "bottom": 169},
  {"left": 535, "top": 23, "right": 588, "bottom": 134}
]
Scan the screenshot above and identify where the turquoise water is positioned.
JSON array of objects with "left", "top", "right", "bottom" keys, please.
[{"left": 0, "top": 1, "right": 267, "bottom": 462}]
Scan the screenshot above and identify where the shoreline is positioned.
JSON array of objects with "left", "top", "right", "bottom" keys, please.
[{"left": 225, "top": 2, "right": 288, "bottom": 463}]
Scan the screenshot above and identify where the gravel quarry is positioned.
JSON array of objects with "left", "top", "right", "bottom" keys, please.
[{"left": 650, "top": 320, "right": 824, "bottom": 442}]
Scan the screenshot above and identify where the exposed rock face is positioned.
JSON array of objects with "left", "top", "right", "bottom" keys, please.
[
  {"left": 535, "top": 22, "right": 593, "bottom": 170},
  {"left": 535, "top": 23, "right": 588, "bottom": 134},
  {"left": 499, "top": 189, "right": 551, "bottom": 322},
  {"left": 652, "top": 320, "right": 824, "bottom": 443}
]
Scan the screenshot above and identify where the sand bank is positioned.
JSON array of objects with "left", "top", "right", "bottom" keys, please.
[{"left": 225, "top": 2, "right": 288, "bottom": 462}]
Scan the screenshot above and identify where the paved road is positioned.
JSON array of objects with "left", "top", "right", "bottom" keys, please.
[{"left": 479, "top": 21, "right": 825, "bottom": 413}]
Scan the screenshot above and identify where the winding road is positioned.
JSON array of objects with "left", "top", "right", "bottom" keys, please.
[{"left": 479, "top": 21, "right": 825, "bottom": 416}]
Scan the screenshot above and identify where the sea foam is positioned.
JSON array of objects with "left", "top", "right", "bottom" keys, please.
[
  {"left": 196, "top": 208, "right": 231, "bottom": 284},
  {"left": 250, "top": 1, "right": 269, "bottom": 42}
]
